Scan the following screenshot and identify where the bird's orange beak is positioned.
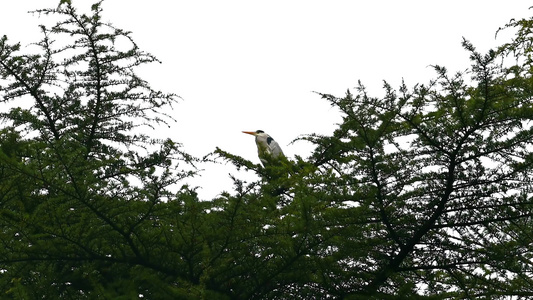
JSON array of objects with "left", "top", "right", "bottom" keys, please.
[{"left": 242, "top": 131, "right": 257, "bottom": 136}]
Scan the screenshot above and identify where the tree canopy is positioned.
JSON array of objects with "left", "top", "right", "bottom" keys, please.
[{"left": 1, "top": 1, "right": 533, "bottom": 299}]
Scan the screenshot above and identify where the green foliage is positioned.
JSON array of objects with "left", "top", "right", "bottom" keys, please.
[
  {"left": 211, "top": 11, "right": 533, "bottom": 299},
  {"left": 2, "top": 1, "right": 533, "bottom": 299},
  {"left": 0, "top": 1, "right": 196, "bottom": 299}
]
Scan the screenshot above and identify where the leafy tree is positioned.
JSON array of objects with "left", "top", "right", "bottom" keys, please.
[
  {"left": 0, "top": 1, "right": 196, "bottom": 299},
  {"left": 3, "top": 1, "right": 533, "bottom": 299},
  {"left": 214, "top": 12, "right": 533, "bottom": 300}
]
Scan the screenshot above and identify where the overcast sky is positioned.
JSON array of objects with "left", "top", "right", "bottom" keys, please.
[{"left": 1, "top": 1, "right": 531, "bottom": 199}]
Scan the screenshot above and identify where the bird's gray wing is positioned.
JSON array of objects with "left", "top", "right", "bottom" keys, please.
[{"left": 267, "top": 137, "right": 284, "bottom": 158}]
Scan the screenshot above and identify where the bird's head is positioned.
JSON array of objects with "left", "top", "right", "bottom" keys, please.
[{"left": 242, "top": 130, "right": 267, "bottom": 137}]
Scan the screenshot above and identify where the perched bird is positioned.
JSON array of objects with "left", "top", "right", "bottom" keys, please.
[{"left": 242, "top": 130, "right": 284, "bottom": 165}]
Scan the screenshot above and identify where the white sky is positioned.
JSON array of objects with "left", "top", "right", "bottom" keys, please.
[{"left": 1, "top": 1, "right": 531, "bottom": 199}]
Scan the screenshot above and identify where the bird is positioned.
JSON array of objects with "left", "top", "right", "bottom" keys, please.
[{"left": 242, "top": 130, "right": 284, "bottom": 166}]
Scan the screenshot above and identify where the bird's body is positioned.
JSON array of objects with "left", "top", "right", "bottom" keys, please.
[{"left": 243, "top": 130, "right": 284, "bottom": 165}]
